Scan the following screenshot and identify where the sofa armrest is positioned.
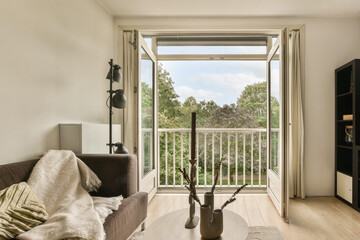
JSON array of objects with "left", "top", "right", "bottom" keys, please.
[
  {"left": 77, "top": 154, "right": 137, "bottom": 198},
  {"left": 104, "top": 192, "right": 148, "bottom": 240}
]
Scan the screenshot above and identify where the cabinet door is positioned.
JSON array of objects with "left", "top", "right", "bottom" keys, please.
[{"left": 337, "top": 171, "right": 353, "bottom": 203}]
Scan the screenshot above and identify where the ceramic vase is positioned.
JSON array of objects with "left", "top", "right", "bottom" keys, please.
[
  {"left": 200, "top": 205, "right": 223, "bottom": 239},
  {"left": 204, "top": 192, "right": 214, "bottom": 214},
  {"left": 200, "top": 192, "right": 223, "bottom": 239}
]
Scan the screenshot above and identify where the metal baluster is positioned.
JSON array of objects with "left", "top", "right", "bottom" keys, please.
[
  {"left": 158, "top": 131, "right": 160, "bottom": 187},
  {"left": 220, "top": 132, "right": 223, "bottom": 186},
  {"left": 181, "top": 132, "right": 184, "bottom": 186},
  {"left": 196, "top": 132, "right": 199, "bottom": 186},
  {"left": 189, "top": 131, "right": 191, "bottom": 178},
  {"left": 251, "top": 132, "right": 254, "bottom": 186},
  {"left": 243, "top": 133, "right": 246, "bottom": 185},
  {"left": 165, "top": 132, "right": 168, "bottom": 187},
  {"left": 227, "top": 133, "right": 230, "bottom": 186},
  {"left": 235, "top": 132, "right": 238, "bottom": 187},
  {"left": 212, "top": 133, "right": 215, "bottom": 186},
  {"left": 204, "top": 133, "right": 207, "bottom": 187},
  {"left": 259, "top": 132, "right": 262, "bottom": 187},
  {"left": 173, "top": 132, "right": 176, "bottom": 186}
]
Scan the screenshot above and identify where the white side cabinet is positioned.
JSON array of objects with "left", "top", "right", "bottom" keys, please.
[
  {"left": 59, "top": 123, "right": 121, "bottom": 154},
  {"left": 337, "top": 171, "right": 353, "bottom": 203}
]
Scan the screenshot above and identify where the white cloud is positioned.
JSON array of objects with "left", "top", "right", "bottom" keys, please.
[
  {"left": 189, "top": 73, "right": 265, "bottom": 97},
  {"left": 175, "top": 86, "right": 223, "bottom": 103}
]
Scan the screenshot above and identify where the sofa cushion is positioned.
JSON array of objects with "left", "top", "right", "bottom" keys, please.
[
  {"left": 104, "top": 192, "right": 148, "bottom": 240},
  {"left": 0, "top": 160, "right": 37, "bottom": 191}
]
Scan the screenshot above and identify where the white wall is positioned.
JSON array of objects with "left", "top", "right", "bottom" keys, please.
[
  {"left": 0, "top": 0, "right": 115, "bottom": 164},
  {"left": 302, "top": 18, "right": 360, "bottom": 196},
  {"left": 116, "top": 16, "right": 360, "bottom": 196}
]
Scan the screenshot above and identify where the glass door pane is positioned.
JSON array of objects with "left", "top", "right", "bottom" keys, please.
[
  {"left": 141, "top": 47, "right": 154, "bottom": 178},
  {"left": 270, "top": 47, "right": 280, "bottom": 175},
  {"left": 136, "top": 31, "right": 158, "bottom": 201}
]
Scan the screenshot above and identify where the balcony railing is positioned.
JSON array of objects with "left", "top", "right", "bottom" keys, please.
[{"left": 157, "top": 128, "right": 269, "bottom": 189}]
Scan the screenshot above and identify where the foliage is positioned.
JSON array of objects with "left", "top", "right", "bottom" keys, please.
[
  {"left": 237, "top": 82, "right": 267, "bottom": 127},
  {"left": 205, "top": 104, "right": 258, "bottom": 128},
  {"left": 236, "top": 81, "right": 280, "bottom": 128},
  {"left": 158, "top": 64, "right": 182, "bottom": 128},
  {"left": 141, "top": 81, "right": 152, "bottom": 127}
]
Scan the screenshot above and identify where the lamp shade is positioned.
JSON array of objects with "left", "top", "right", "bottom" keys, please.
[
  {"left": 113, "top": 65, "right": 121, "bottom": 82},
  {"left": 112, "top": 89, "right": 126, "bottom": 109},
  {"left": 114, "top": 142, "right": 129, "bottom": 154},
  {"left": 106, "top": 65, "right": 122, "bottom": 83},
  {"left": 106, "top": 66, "right": 112, "bottom": 80}
]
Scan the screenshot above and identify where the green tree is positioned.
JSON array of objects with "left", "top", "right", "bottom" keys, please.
[
  {"left": 270, "top": 98, "right": 280, "bottom": 128},
  {"left": 237, "top": 81, "right": 280, "bottom": 128},
  {"left": 205, "top": 104, "right": 258, "bottom": 128},
  {"left": 158, "top": 64, "right": 182, "bottom": 128},
  {"left": 179, "top": 97, "right": 220, "bottom": 127},
  {"left": 197, "top": 100, "right": 219, "bottom": 127},
  {"left": 141, "top": 81, "right": 152, "bottom": 127},
  {"left": 182, "top": 96, "right": 197, "bottom": 113},
  {"left": 237, "top": 82, "right": 267, "bottom": 127}
]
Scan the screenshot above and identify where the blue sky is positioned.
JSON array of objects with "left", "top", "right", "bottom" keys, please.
[{"left": 160, "top": 60, "right": 268, "bottom": 106}]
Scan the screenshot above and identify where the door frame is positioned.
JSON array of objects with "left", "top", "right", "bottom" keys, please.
[
  {"left": 136, "top": 30, "right": 158, "bottom": 201},
  {"left": 122, "top": 28, "right": 296, "bottom": 210},
  {"left": 266, "top": 29, "right": 288, "bottom": 218}
]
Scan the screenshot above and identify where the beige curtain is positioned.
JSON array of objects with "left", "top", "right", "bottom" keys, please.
[
  {"left": 289, "top": 30, "right": 305, "bottom": 199},
  {"left": 123, "top": 31, "right": 136, "bottom": 154}
]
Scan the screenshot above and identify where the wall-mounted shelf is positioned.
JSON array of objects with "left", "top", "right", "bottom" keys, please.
[
  {"left": 337, "top": 145, "right": 353, "bottom": 150},
  {"left": 337, "top": 120, "right": 353, "bottom": 122},
  {"left": 337, "top": 92, "right": 353, "bottom": 98}
]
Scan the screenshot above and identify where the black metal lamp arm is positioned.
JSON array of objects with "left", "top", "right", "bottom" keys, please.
[
  {"left": 106, "top": 59, "right": 127, "bottom": 154},
  {"left": 108, "top": 59, "right": 114, "bottom": 154},
  {"left": 107, "top": 89, "right": 123, "bottom": 94}
]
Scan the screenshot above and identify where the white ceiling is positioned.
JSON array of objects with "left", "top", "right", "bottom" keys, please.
[{"left": 98, "top": 0, "right": 360, "bottom": 18}]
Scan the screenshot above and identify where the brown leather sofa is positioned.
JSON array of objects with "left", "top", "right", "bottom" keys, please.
[{"left": 0, "top": 154, "right": 148, "bottom": 240}]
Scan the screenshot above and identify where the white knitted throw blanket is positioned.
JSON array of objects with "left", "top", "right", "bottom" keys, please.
[{"left": 17, "top": 150, "right": 112, "bottom": 240}]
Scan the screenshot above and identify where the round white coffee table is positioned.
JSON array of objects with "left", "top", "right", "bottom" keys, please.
[{"left": 143, "top": 208, "right": 248, "bottom": 240}]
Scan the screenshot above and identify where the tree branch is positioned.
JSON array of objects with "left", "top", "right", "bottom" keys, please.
[
  {"left": 221, "top": 184, "right": 248, "bottom": 210},
  {"left": 211, "top": 158, "right": 224, "bottom": 194}
]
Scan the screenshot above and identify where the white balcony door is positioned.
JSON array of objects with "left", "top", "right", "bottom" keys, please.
[
  {"left": 136, "top": 31, "right": 158, "bottom": 201},
  {"left": 267, "top": 30, "right": 288, "bottom": 217}
]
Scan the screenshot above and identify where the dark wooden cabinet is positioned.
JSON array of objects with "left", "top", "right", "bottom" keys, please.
[{"left": 335, "top": 59, "right": 360, "bottom": 210}]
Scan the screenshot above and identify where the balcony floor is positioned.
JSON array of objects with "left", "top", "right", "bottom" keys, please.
[{"left": 147, "top": 194, "right": 360, "bottom": 240}]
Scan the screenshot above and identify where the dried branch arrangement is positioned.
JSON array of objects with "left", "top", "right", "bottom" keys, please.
[
  {"left": 179, "top": 159, "right": 248, "bottom": 210},
  {"left": 178, "top": 167, "right": 202, "bottom": 206},
  {"left": 221, "top": 184, "right": 248, "bottom": 210}
]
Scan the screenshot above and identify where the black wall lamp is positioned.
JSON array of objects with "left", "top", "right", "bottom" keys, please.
[{"left": 106, "top": 59, "right": 128, "bottom": 154}]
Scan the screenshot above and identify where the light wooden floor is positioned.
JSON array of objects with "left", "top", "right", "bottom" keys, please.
[{"left": 147, "top": 194, "right": 360, "bottom": 240}]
